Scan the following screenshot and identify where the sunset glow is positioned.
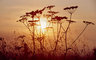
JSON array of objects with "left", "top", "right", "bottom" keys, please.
[
  {"left": 40, "top": 18, "right": 47, "bottom": 29},
  {"left": 0, "top": 0, "right": 96, "bottom": 60}
]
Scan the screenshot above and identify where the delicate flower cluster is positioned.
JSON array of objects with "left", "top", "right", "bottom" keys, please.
[
  {"left": 47, "top": 5, "right": 55, "bottom": 10},
  {"left": 64, "top": 6, "right": 78, "bottom": 14},
  {"left": 26, "top": 7, "right": 46, "bottom": 18},
  {"left": 48, "top": 11, "right": 59, "bottom": 15},
  {"left": 83, "top": 21, "right": 95, "bottom": 25},
  {"left": 52, "top": 16, "right": 67, "bottom": 21},
  {"left": 64, "top": 6, "right": 78, "bottom": 10}
]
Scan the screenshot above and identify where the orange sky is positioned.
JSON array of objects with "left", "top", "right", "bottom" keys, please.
[{"left": 0, "top": 0, "right": 96, "bottom": 46}]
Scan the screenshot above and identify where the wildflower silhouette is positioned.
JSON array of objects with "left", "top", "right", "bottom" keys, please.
[
  {"left": 47, "top": 5, "right": 55, "bottom": 10},
  {"left": 70, "top": 21, "right": 94, "bottom": 46},
  {"left": 17, "top": 5, "right": 95, "bottom": 60},
  {"left": 46, "top": 5, "right": 59, "bottom": 50},
  {"left": 64, "top": 6, "right": 78, "bottom": 15},
  {"left": 17, "top": 7, "right": 46, "bottom": 55},
  {"left": 52, "top": 16, "right": 68, "bottom": 52},
  {"left": 63, "top": 6, "right": 78, "bottom": 58}
]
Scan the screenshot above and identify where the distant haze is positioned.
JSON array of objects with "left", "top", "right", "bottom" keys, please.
[{"left": 0, "top": 0, "right": 96, "bottom": 47}]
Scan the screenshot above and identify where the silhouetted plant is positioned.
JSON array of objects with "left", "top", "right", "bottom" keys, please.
[
  {"left": 63, "top": 6, "right": 78, "bottom": 59},
  {"left": 63, "top": 6, "right": 95, "bottom": 60},
  {"left": 93, "top": 48, "right": 96, "bottom": 56},
  {"left": 70, "top": 21, "right": 94, "bottom": 46},
  {"left": 17, "top": 7, "right": 46, "bottom": 56},
  {"left": 37, "top": 35, "right": 46, "bottom": 53},
  {"left": 16, "top": 5, "right": 95, "bottom": 60},
  {"left": 0, "top": 37, "right": 4, "bottom": 41},
  {"left": 52, "top": 16, "right": 67, "bottom": 52},
  {"left": 64, "top": 6, "right": 78, "bottom": 15},
  {"left": 47, "top": 5, "right": 55, "bottom": 10},
  {"left": 0, "top": 37, "right": 7, "bottom": 60}
]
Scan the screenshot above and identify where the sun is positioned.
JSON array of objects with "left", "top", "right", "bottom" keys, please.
[
  {"left": 36, "top": 18, "right": 47, "bottom": 33},
  {"left": 40, "top": 18, "right": 47, "bottom": 29}
]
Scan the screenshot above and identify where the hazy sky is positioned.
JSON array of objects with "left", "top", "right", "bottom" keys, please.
[
  {"left": 0, "top": 0, "right": 96, "bottom": 26},
  {"left": 0, "top": 0, "right": 96, "bottom": 45}
]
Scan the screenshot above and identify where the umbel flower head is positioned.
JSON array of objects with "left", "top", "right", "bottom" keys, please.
[
  {"left": 48, "top": 11, "right": 59, "bottom": 15},
  {"left": 17, "top": 17, "right": 27, "bottom": 23},
  {"left": 47, "top": 5, "right": 55, "bottom": 10},
  {"left": 52, "top": 16, "right": 67, "bottom": 21},
  {"left": 64, "top": 6, "right": 78, "bottom": 14},
  {"left": 83, "top": 21, "right": 95, "bottom": 25},
  {"left": 26, "top": 7, "right": 46, "bottom": 18},
  {"left": 64, "top": 6, "right": 78, "bottom": 10}
]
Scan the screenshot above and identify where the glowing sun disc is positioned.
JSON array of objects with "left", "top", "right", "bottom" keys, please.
[{"left": 40, "top": 18, "right": 47, "bottom": 29}]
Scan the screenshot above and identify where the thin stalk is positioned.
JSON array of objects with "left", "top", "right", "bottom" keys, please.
[
  {"left": 46, "top": 18, "right": 53, "bottom": 50},
  {"left": 52, "top": 18, "right": 56, "bottom": 41},
  {"left": 52, "top": 23, "right": 56, "bottom": 41},
  {"left": 58, "top": 23, "right": 62, "bottom": 40},
  {"left": 69, "top": 24, "right": 88, "bottom": 47},
  {"left": 61, "top": 24, "right": 65, "bottom": 32},
  {"left": 39, "top": 17, "right": 43, "bottom": 52},
  {"left": 40, "top": 41, "right": 43, "bottom": 52},
  {"left": 59, "top": 26, "right": 65, "bottom": 40},
  {"left": 32, "top": 18, "right": 35, "bottom": 55},
  {"left": 54, "top": 21, "right": 59, "bottom": 51},
  {"left": 64, "top": 13, "right": 72, "bottom": 59},
  {"left": 59, "top": 24, "right": 66, "bottom": 41},
  {"left": 23, "top": 22, "right": 32, "bottom": 34},
  {"left": 50, "top": 9, "right": 56, "bottom": 41}
]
